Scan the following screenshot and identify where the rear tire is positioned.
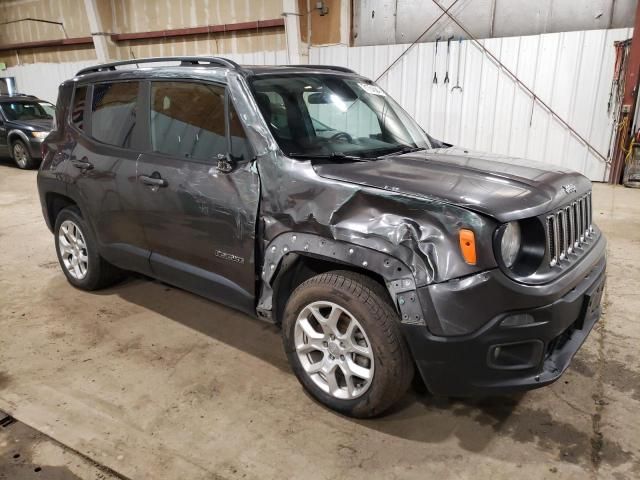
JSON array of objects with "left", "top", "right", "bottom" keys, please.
[
  {"left": 54, "top": 206, "right": 124, "bottom": 290},
  {"left": 11, "top": 139, "right": 38, "bottom": 169},
  {"left": 282, "top": 270, "right": 413, "bottom": 418}
]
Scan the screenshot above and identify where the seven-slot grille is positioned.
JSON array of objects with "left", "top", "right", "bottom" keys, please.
[{"left": 546, "top": 192, "right": 593, "bottom": 266}]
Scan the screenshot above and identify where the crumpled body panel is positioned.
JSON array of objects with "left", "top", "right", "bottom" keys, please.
[{"left": 226, "top": 71, "right": 498, "bottom": 320}]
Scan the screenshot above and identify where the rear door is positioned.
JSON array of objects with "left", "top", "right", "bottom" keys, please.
[
  {"left": 66, "top": 81, "right": 151, "bottom": 274},
  {"left": 135, "top": 79, "right": 259, "bottom": 315}
]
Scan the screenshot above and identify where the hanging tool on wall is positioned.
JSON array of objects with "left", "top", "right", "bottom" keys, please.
[
  {"left": 451, "top": 37, "right": 463, "bottom": 92},
  {"left": 444, "top": 35, "right": 453, "bottom": 84},
  {"left": 433, "top": 36, "right": 441, "bottom": 84},
  {"left": 608, "top": 39, "right": 631, "bottom": 114}
]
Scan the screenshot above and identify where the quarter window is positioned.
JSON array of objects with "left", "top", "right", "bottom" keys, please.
[
  {"left": 91, "top": 82, "right": 139, "bottom": 148},
  {"left": 71, "top": 86, "right": 87, "bottom": 130},
  {"left": 150, "top": 81, "right": 226, "bottom": 161}
]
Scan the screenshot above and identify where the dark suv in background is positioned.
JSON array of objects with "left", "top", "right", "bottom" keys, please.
[
  {"left": 37, "top": 57, "right": 606, "bottom": 418},
  {"left": 0, "top": 94, "right": 55, "bottom": 169}
]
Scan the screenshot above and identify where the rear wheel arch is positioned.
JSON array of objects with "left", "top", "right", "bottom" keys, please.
[{"left": 45, "top": 192, "right": 77, "bottom": 231}]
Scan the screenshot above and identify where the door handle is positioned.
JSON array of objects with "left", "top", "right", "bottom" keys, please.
[
  {"left": 71, "top": 158, "right": 93, "bottom": 170},
  {"left": 139, "top": 174, "right": 167, "bottom": 188}
]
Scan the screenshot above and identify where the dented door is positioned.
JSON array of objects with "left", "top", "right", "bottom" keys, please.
[{"left": 135, "top": 80, "right": 259, "bottom": 315}]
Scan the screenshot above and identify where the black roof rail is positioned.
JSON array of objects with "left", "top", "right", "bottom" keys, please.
[
  {"left": 76, "top": 56, "right": 241, "bottom": 76},
  {"left": 0, "top": 93, "right": 38, "bottom": 98},
  {"left": 288, "top": 64, "right": 357, "bottom": 74}
]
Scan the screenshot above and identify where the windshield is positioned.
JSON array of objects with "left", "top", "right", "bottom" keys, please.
[
  {"left": 39, "top": 102, "right": 56, "bottom": 116},
  {"left": 1, "top": 101, "right": 53, "bottom": 121},
  {"left": 249, "top": 74, "right": 431, "bottom": 158}
]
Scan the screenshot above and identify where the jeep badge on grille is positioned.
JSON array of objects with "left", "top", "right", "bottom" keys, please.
[{"left": 562, "top": 184, "right": 577, "bottom": 194}]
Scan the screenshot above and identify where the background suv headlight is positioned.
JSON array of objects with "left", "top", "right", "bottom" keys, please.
[{"left": 31, "top": 131, "right": 49, "bottom": 139}]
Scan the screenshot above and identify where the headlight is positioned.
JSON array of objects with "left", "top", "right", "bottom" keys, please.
[
  {"left": 500, "top": 221, "right": 521, "bottom": 268},
  {"left": 31, "top": 131, "right": 49, "bottom": 139}
]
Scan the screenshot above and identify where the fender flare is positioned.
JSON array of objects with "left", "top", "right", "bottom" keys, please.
[
  {"left": 7, "top": 129, "right": 30, "bottom": 154},
  {"left": 257, "top": 232, "right": 426, "bottom": 326}
]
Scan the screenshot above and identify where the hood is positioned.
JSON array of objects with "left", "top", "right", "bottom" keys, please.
[
  {"left": 312, "top": 147, "right": 592, "bottom": 222},
  {"left": 7, "top": 118, "right": 53, "bottom": 131}
]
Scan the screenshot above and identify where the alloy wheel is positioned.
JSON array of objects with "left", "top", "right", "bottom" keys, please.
[
  {"left": 58, "top": 220, "right": 89, "bottom": 280},
  {"left": 294, "top": 301, "right": 375, "bottom": 400},
  {"left": 13, "top": 143, "right": 28, "bottom": 168}
]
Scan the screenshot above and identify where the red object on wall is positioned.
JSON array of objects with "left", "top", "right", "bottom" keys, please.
[{"left": 610, "top": 1, "right": 640, "bottom": 183}]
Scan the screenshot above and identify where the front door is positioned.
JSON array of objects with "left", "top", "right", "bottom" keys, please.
[{"left": 136, "top": 80, "right": 259, "bottom": 315}]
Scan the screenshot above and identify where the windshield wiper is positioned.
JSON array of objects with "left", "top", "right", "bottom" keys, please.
[
  {"left": 288, "top": 152, "right": 369, "bottom": 162},
  {"left": 378, "top": 146, "right": 427, "bottom": 157}
]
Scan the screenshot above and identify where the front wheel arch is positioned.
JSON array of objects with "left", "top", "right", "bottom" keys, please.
[
  {"left": 257, "top": 233, "right": 422, "bottom": 326},
  {"left": 269, "top": 253, "right": 393, "bottom": 326}
]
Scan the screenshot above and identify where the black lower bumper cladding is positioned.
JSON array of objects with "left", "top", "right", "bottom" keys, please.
[{"left": 403, "top": 238, "right": 607, "bottom": 397}]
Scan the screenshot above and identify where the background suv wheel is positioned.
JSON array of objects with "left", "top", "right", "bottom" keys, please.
[
  {"left": 282, "top": 270, "right": 413, "bottom": 418},
  {"left": 11, "top": 139, "right": 38, "bottom": 169},
  {"left": 54, "top": 206, "right": 124, "bottom": 290}
]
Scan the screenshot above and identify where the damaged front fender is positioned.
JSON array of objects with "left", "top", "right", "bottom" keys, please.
[{"left": 227, "top": 72, "right": 498, "bottom": 325}]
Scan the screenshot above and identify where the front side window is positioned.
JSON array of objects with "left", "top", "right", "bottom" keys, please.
[
  {"left": 1, "top": 101, "right": 53, "bottom": 121},
  {"left": 228, "top": 97, "right": 251, "bottom": 162},
  {"left": 70, "top": 86, "right": 87, "bottom": 130},
  {"left": 91, "top": 82, "right": 139, "bottom": 148},
  {"left": 150, "top": 81, "right": 226, "bottom": 161},
  {"left": 250, "top": 74, "right": 431, "bottom": 159}
]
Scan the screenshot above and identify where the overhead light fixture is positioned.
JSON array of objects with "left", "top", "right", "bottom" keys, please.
[{"left": 316, "top": 1, "right": 329, "bottom": 16}]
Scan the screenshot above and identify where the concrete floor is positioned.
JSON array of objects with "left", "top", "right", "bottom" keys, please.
[
  {"left": 0, "top": 158, "right": 639, "bottom": 480},
  {"left": 0, "top": 411, "right": 121, "bottom": 479}
]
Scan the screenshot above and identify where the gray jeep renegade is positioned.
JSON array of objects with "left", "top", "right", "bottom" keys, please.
[{"left": 37, "top": 57, "right": 606, "bottom": 418}]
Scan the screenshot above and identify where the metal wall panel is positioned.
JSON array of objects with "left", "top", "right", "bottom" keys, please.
[
  {"left": 0, "top": 61, "right": 96, "bottom": 103},
  {"left": 354, "top": 0, "right": 636, "bottom": 46},
  {"left": 0, "top": 51, "right": 288, "bottom": 104},
  {"left": 310, "top": 29, "right": 631, "bottom": 180}
]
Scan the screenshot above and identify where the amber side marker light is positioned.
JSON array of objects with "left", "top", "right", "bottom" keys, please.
[{"left": 459, "top": 229, "right": 477, "bottom": 265}]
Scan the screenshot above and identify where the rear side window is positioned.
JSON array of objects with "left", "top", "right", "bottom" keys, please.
[
  {"left": 91, "top": 82, "right": 139, "bottom": 148},
  {"left": 150, "top": 81, "right": 225, "bottom": 160},
  {"left": 70, "top": 86, "right": 87, "bottom": 130}
]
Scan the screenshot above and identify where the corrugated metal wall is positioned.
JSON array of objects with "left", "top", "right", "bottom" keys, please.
[
  {"left": 311, "top": 28, "right": 632, "bottom": 181},
  {"left": 0, "top": 0, "right": 287, "bottom": 67},
  {"left": 0, "top": 51, "right": 289, "bottom": 104},
  {"left": 2, "top": 28, "right": 628, "bottom": 181},
  {"left": 354, "top": 0, "right": 636, "bottom": 45}
]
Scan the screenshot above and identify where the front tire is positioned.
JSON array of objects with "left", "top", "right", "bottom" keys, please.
[
  {"left": 12, "top": 139, "right": 38, "bottom": 169},
  {"left": 282, "top": 270, "right": 413, "bottom": 418},
  {"left": 54, "top": 206, "right": 123, "bottom": 290}
]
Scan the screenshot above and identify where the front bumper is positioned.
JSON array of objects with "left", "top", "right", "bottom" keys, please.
[
  {"left": 403, "top": 233, "right": 606, "bottom": 397},
  {"left": 27, "top": 137, "right": 44, "bottom": 159}
]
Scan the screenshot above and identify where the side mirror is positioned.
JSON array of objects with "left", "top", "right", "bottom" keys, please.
[
  {"left": 216, "top": 153, "right": 234, "bottom": 173},
  {"left": 307, "top": 92, "right": 330, "bottom": 104}
]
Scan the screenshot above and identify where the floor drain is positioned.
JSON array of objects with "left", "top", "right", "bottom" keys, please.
[{"left": 0, "top": 415, "right": 16, "bottom": 428}]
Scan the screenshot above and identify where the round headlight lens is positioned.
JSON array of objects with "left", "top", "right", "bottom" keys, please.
[{"left": 501, "top": 221, "right": 521, "bottom": 268}]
